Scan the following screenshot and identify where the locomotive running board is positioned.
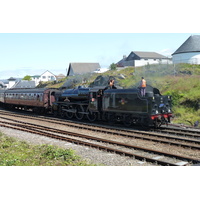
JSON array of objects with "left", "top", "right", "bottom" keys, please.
[
  {"left": 62, "top": 109, "right": 88, "bottom": 115},
  {"left": 62, "top": 109, "right": 76, "bottom": 113}
]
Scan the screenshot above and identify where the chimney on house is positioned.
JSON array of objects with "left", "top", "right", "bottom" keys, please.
[{"left": 123, "top": 55, "right": 127, "bottom": 59}]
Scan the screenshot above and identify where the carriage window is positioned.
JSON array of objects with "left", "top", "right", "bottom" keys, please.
[
  {"left": 20, "top": 94, "right": 24, "bottom": 99},
  {"left": 40, "top": 94, "right": 43, "bottom": 101},
  {"left": 24, "top": 94, "right": 28, "bottom": 100}
]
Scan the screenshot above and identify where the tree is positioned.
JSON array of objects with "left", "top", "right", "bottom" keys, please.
[
  {"left": 23, "top": 75, "right": 32, "bottom": 81},
  {"left": 109, "top": 63, "right": 117, "bottom": 71}
]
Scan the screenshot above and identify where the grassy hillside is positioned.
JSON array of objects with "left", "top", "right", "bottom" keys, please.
[{"left": 44, "top": 63, "right": 200, "bottom": 126}]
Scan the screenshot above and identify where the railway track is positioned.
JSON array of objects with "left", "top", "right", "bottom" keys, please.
[
  {"left": 1, "top": 110, "right": 200, "bottom": 150},
  {"left": 157, "top": 126, "right": 200, "bottom": 139},
  {"left": 0, "top": 111, "right": 200, "bottom": 166}
]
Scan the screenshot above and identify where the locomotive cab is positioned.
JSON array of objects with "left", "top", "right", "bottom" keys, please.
[{"left": 88, "top": 87, "right": 104, "bottom": 112}]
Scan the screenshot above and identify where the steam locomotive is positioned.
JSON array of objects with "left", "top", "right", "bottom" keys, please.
[
  {"left": 52, "top": 85, "right": 172, "bottom": 128},
  {"left": 0, "top": 81, "right": 172, "bottom": 128}
]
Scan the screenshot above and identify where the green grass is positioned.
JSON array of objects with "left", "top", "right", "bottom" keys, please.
[
  {"left": 0, "top": 132, "right": 96, "bottom": 166},
  {"left": 172, "top": 107, "right": 200, "bottom": 126}
]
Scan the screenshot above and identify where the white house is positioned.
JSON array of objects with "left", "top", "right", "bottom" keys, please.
[
  {"left": 31, "top": 70, "right": 57, "bottom": 86},
  {"left": 7, "top": 77, "right": 17, "bottom": 88},
  {"left": 117, "top": 51, "right": 171, "bottom": 68},
  {"left": 172, "top": 35, "right": 200, "bottom": 64}
]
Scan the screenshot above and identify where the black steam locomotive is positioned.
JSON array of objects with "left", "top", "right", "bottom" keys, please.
[
  {"left": 52, "top": 84, "right": 172, "bottom": 128},
  {"left": 0, "top": 76, "right": 172, "bottom": 128}
]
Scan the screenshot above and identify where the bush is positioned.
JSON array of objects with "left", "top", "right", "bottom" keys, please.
[{"left": 0, "top": 133, "right": 94, "bottom": 166}]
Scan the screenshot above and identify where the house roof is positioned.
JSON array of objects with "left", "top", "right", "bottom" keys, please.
[
  {"left": 40, "top": 70, "right": 56, "bottom": 77},
  {"left": 56, "top": 73, "right": 65, "bottom": 78},
  {"left": 172, "top": 35, "right": 200, "bottom": 55},
  {"left": 127, "top": 51, "right": 167, "bottom": 60},
  {"left": 12, "top": 80, "right": 36, "bottom": 89},
  {"left": 8, "top": 77, "right": 16, "bottom": 81},
  {"left": 31, "top": 75, "right": 40, "bottom": 78},
  {"left": 56, "top": 74, "right": 66, "bottom": 80},
  {"left": 67, "top": 63, "right": 100, "bottom": 76}
]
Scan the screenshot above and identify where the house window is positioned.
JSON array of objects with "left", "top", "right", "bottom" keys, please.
[{"left": 42, "top": 76, "right": 46, "bottom": 79}]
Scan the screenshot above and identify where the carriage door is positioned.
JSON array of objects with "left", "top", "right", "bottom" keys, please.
[{"left": 49, "top": 91, "right": 56, "bottom": 106}]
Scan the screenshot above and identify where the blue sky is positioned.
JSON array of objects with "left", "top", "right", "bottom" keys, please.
[
  {"left": 0, "top": 1, "right": 199, "bottom": 79},
  {"left": 0, "top": 33, "right": 199, "bottom": 79}
]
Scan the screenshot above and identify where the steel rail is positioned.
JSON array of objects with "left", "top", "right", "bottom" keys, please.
[
  {"left": 0, "top": 122, "right": 185, "bottom": 166},
  {"left": 1, "top": 110, "right": 200, "bottom": 138},
  {"left": 1, "top": 114, "right": 200, "bottom": 150},
  {"left": 0, "top": 120, "right": 199, "bottom": 166},
  {"left": 157, "top": 128, "right": 200, "bottom": 138}
]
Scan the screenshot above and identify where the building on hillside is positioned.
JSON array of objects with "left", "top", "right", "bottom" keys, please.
[
  {"left": 31, "top": 75, "right": 40, "bottom": 86},
  {"left": 31, "top": 70, "right": 57, "bottom": 86},
  {"left": 67, "top": 63, "right": 100, "bottom": 76},
  {"left": 56, "top": 74, "right": 66, "bottom": 81},
  {"left": 39, "top": 70, "right": 57, "bottom": 82},
  {"left": 7, "top": 77, "right": 17, "bottom": 88},
  {"left": 116, "top": 51, "right": 171, "bottom": 68},
  {"left": 172, "top": 35, "right": 200, "bottom": 64},
  {"left": 0, "top": 77, "right": 25, "bottom": 89},
  {"left": 116, "top": 55, "right": 134, "bottom": 68},
  {"left": 12, "top": 80, "right": 36, "bottom": 88},
  {"left": 0, "top": 70, "right": 57, "bottom": 89}
]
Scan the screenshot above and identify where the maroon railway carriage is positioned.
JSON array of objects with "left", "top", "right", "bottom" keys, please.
[{"left": 3, "top": 88, "right": 58, "bottom": 113}]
